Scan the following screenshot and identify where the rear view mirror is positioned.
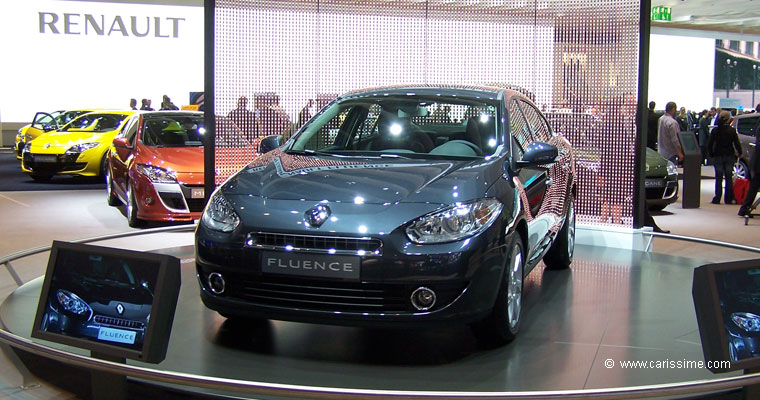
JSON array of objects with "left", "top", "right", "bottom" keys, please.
[
  {"left": 259, "top": 135, "right": 282, "bottom": 154},
  {"left": 113, "top": 137, "right": 130, "bottom": 149},
  {"left": 517, "top": 142, "right": 558, "bottom": 168}
]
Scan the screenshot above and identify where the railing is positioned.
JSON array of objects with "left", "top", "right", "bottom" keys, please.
[{"left": 2, "top": 227, "right": 760, "bottom": 399}]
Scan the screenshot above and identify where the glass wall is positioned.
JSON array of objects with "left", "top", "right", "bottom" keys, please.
[{"left": 213, "top": 0, "right": 642, "bottom": 228}]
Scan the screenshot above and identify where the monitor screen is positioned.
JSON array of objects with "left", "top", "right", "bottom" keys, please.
[
  {"left": 693, "top": 259, "right": 760, "bottom": 372},
  {"left": 32, "top": 241, "right": 181, "bottom": 364},
  {"left": 678, "top": 131, "right": 699, "bottom": 154}
]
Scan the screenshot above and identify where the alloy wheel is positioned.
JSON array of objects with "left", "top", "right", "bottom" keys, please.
[{"left": 507, "top": 244, "right": 523, "bottom": 330}]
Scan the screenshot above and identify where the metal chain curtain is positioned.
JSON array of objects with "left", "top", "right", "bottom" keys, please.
[{"left": 213, "top": 0, "right": 640, "bottom": 228}]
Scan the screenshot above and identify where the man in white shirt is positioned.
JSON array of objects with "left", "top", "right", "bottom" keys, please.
[{"left": 658, "top": 101, "right": 684, "bottom": 164}]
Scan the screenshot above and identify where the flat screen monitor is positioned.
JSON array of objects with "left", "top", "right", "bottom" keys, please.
[
  {"left": 693, "top": 259, "right": 760, "bottom": 372},
  {"left": 678, "top": 131, "right": 700, "bottom": 155},
  {"left": 32, "top": 241, "right": 181, "bottom": 364}
]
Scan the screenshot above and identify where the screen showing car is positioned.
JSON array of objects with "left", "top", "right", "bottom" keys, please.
[
  {"left": 36, "top": 247, "right": 159, "bottom": 352},
  {"left": 715, "top": 267, "right": 760, "bottom": 362}
]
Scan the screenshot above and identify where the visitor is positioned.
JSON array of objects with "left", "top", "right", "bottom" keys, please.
[{"left": 708, "top": 111, "right": 742, "bottom": 204}]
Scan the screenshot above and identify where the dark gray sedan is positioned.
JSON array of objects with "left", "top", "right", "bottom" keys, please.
[{"left": 196, "top": 86, "right": 576, "bottom": 344}]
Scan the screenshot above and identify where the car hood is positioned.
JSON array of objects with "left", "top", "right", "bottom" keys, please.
[
  {"left": 645, "top": 147, "right": 670, "bottom": 177},
  {"left": 221, "top": 149, "right": 502, "bottom": 204},
  {"left": 136, "top": 145, "right": 204, "bottom": 174},
  {"left": 29, "top": 129, "right": 113, "bottom": 151}
]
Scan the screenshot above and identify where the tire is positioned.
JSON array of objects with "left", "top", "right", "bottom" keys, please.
[
  {"left": 105, "top": 165, "right": 121, "bottom": 206},
  {"left": 99, "top": 153, "right": 109, "bottom": 182},
  {"left": 543, "top": 196, "right": 575, "bottom": 270},
  {"left": 734, "top": 159, "right": 749, "bottom": 181},
  {"left": 126, "top": 181, "right": 144, "bottom": 228},
  {"left": 30, "top": 174, "right": 52, "bottom": 182},
  {"left": 472, "top": 235, "right": 524, "bottom": 346}
]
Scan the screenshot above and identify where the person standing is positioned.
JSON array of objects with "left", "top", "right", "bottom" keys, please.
[
  {"left": 708, "top": 111, "right": 742, "bottom": 204},
  {"left": 228, "top": 96, "right": 257, "bottom": 142},
  {"left": 658, "top": 102, "right": 683, "bottom": 164},
  {"left": 129, "top": 98, "right": 138, "bottom": 110},
  {"left": 698, "top": 109, "right": 711, "bottom": 164},
  {"left": 739, "top": 117, "right": 760, "bottom": 216},
  {"left": 160, "top": 95, "right": 179, "bottom": 110},
  {"left": 646, "top": 101, "right": 659, "bottom": 150},
  {"left": 140, "top": 99, "right": 154, "bottom": 111}
]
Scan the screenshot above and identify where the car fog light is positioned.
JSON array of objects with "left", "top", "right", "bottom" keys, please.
[
  {"left": 208, "top": 272, "right": 226, "bottom": 294},
  {"left": 411, "top": 287, "right": 436, "bottom": 311}
]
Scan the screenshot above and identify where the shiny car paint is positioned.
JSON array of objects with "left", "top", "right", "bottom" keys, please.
[
  {"left": 107, "top": 111, "right": 205, "bottom": 226},
  {"left": 21, "top": 111, "right": 135, "bottom": 180},
  {"left": 196, "top": 86, "right": 576, "bottom": 343}
]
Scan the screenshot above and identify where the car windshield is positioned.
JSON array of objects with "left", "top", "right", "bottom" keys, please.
[
  {"left": 62, "top": 113, "right": 129, "bottom": 133},
  {"left": 56, "top": 110, "right": 90, "bottom": 126},
  {"left": 141, "top": 115, "right": 205, "bottom": 147},
  {"left": 288, "top": 95, "right": 500, "bottom": 159}
]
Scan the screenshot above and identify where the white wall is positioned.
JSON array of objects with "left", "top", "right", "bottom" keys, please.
[
  {"left": 0, "top": 0, "right": 203, "bottom": 123},
  {"left": 648, "top": 34, "right": 715, "bottom": 111}
]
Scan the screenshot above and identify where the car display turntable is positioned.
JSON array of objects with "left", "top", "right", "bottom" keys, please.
[{"left": 1, "top": 229, "right": 759, "bottom": 399}]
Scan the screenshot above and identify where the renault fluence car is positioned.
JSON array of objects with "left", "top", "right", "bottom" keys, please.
[
  {"left": 196, "top": 86, "right": 576, "bottom": 344},
  {"left": 106, "top": 111, "right": 205, "bottom": 227}
]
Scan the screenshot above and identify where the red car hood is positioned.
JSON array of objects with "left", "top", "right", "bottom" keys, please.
[{"left": 137, "top": 146, "right": 204, "bottom": 184}]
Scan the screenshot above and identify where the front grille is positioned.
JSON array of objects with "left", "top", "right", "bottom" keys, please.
[
  {"left": 646, "top": 187, "right": 666, "bottom": 199},
  {"left": 186, "top": 198, "right": 205, "bottom": 212},
  {"left": 217, "top": 274, "right": 466, "bottom": 313},
  {"left": 158, "top": 192, "right": 186, "bottom": 210},
  {"left": 248, "top": 232, "right": 383, "bottom": 255},
  {"left": 94, "top": 315, "right": 145, "bottom": 330},
  {"left": 23, "top": 154, "right": 84, "bottom": 173}
]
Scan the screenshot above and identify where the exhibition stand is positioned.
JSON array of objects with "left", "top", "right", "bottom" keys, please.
[{"left": 2, "top": 226, "right": 760, "bottom": 399}]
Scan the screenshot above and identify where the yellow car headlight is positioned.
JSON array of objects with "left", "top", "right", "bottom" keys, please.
[{"left": 65, "top": 142, "right": 99, "bottom": 155}]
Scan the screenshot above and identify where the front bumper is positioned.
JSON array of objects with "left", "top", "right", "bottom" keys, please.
[
  {"left": 645, "top": 173, "right": 679, "bottom": 207},
  {"left": 195, "top": 209, "right": 509, "bottom": 328},
  {"left": 21, "top": 148, "right": 104, "bottom": 177},
  {"left": 132, "top": 173, "right": 203, "bottom": 222}
]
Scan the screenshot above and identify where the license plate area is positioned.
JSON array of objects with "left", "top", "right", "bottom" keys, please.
[
  {"left": 191, "top": 187, "right": 204, "bottom": 199},
  {"left": 261, "top": 251, "right": 360, "bottom": 280},
  {"left": 645, "top": 179, "right": 664, "bottom": 188},
  {"left": 35, "top": 155, "right": 57, "bottom": 163}
]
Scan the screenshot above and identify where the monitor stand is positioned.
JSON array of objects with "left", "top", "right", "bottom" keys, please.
[{"left": 90, "top": 351, "right": 126, "bottom": 400}]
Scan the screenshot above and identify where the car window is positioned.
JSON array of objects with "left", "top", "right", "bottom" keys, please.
[
  {"left": 140, "top": 115, "right": 205, "bottom": 147},
  {"left": 737, "top": 116, "right": 759, "bottom": 137},
  {"left": 31, "top": 113, "right": 55, "bottom": 130},
  {"left": 62, "top": 113, "right": 130, "bottom": 133},
  {"left": 290, "top": 95, "right": 500, "bottom": 158},
  {"left": 520, "top": 100, "right": 552, "bottom": 142},
  {"left": 121, "top": 116, "right": 139, "bottom": 144},
  {"left": 508, "top": 99, "right": 532, "bottom": 152}
]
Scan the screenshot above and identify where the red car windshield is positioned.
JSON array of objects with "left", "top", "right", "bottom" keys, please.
[{"left": 141, "top": 116, "right": 205, "bottom": 147}]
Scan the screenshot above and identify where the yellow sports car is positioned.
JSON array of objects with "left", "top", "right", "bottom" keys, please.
[
  {"left": 21, "top": 111, "right": 135, "bottom": 181},
  {"left": 15, "top": 110, "right": 96, "bottom": 159}
]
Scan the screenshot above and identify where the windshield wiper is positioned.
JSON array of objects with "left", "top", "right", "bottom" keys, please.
[
  {"left": 379, "top": 153, "right": 413, "bottom": 160},
  {"left": 285, "top": 149, "right": 339, "bottom": 157}
]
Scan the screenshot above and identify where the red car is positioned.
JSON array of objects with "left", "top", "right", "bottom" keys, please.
[{"left": 106, "top": 111, "right": 206, "bottom": 227}]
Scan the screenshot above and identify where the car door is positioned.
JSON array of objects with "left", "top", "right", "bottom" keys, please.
[
  {"left": 519, "top": 100, "right": 572, "bottom": 248},
  {"left": 508, "top": 99, "right": 549, "bottom": 255},
  {"left": 111, "top": 115, "right": 141, "bottom": 197}
]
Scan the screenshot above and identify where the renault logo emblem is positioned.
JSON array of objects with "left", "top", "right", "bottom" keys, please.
[
  {"left": 305, "top": 205, "right": 330, "bottom": 228},
  {"left": 116, "top": 303, "right": 124, "bottom": 315}
]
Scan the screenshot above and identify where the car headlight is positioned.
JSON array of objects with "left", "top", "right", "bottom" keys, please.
[
  {"left": 201, "top": 193, "right": 240, "bottom": 232},
  {"left": 56, "top": 289, "right": 92, "bottom": 319},
  {"left": 65, "top": 142, "right": 99, "bottom": 155},
  {"left": 406, "top": 198, "right": 503, "bottom": 244},
  {"left": 136, "top": 164, "right": 178, "bottom": 183},
  {"left": 666, "top": 161, "right": 678, "bottom": 176},
  {"left": 732, "top": 312, "right": 760, "bottom": 332}
]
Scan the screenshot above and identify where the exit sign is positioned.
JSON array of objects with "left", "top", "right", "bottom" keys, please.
[{"left": 652, "top": 6, "right": 672, "bottom": 21}]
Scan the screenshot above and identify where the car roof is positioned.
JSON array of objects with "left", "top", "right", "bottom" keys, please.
[{"left": 339, "top": 85, "right": 518, "bottom": 102}]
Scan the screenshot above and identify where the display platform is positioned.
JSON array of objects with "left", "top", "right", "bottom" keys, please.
[{"left": 0, "top": 243, "right": 741, "bottom": 398}]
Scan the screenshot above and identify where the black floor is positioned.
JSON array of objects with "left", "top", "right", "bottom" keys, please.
[
  {"left": 0, "top": 148, "right": 105, "bottom": 192},
  {"left": 0, "top": 244, "right": 746, "bottom": 399}
]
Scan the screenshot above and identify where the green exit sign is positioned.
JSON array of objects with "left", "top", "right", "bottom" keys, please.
[{"left": 652, "top": 6, "right": 672, "bottom": 21}]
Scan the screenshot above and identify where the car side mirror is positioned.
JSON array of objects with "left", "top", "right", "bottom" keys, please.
[
  {"left": 43, "top": 124, "right": 56, "bottom": 132},
  {"left": 113, "top": 137, "right": 131, "bottom": 149},
  {"left": 259, "top": 134, "right": 282, "bottom": 154},
  {"left": 516, "top": 141, "right": 558, "bottom": 168}
]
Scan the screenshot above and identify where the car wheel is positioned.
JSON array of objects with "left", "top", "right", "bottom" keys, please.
[
  {"left": 734, "top": 159, "right": 749, "bottom": 181},
  {"left": 99, "top": 153, "right": 109, "bottom": 182},
  {"left": 472, "top": 235, "right": 524, "bottom": 345},
  {"left": 126, "top": 181, "right": 144, "bottom": 228},
  {"left": 543, "top": 196, "right": 575, "bottom": 270},
  {"left": 105, "top": 166, "right": 121, "bottom": 206},
  {"left": 30, "top": 174, "right": 52, "bottom": 182}
]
